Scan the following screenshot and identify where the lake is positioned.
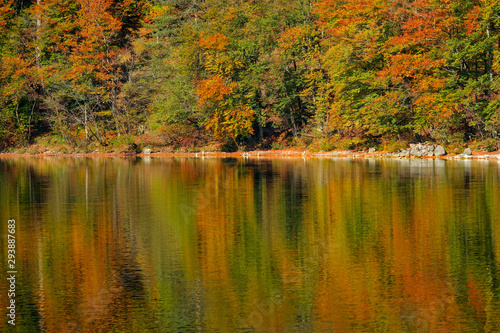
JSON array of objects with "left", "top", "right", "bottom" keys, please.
[{"left": 0, "top": 156, "right": 499, "bottom": 332}]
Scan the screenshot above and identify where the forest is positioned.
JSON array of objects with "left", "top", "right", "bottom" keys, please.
[{"left": 1, "top": 0, "right": 500, "bottom": 153}]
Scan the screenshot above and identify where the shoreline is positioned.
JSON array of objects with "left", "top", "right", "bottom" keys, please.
[{"left": 1, "top": 149, "right": 500, "bottom": 160}]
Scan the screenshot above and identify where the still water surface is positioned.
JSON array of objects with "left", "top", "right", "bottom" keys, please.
[{"left": 0, "top": 157, "right": 499, "bottom": 332}]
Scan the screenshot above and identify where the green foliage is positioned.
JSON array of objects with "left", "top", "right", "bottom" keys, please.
[
  {"left": 2, "top": 0, "right": 500, "bottom": 151},
  {"left": 381, "top": 140, "right": 409, "bottom": 153},
  {"left": 469, "top": 138, "right": 499, "bottom": 152}
]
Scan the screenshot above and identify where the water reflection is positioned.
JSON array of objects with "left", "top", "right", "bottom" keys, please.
[{"left": 0, "top": 157, "right": 499, "bottom": 332}]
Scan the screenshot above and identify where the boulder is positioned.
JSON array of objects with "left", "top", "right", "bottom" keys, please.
[
  {"left": 412, "top": 151, "right": 424, "bottom": 157},
  {"left": 463, "top": 148, "right": 472, "bottom": 156},
  {"left": 143, "top": 148, "right": 152, "bottom": 154},
  {"left": 398, "top": 149, "right": 410, "bottom": 157},
  {"left": 368, "top": 148, "right": 376, "bottom": 153},
  {"left": 332, "top": 150, "right": 352, "bottom": 156},
  {"left": 410, "top": 146, "right": 423, "bottom": 157},
  {"left": 434, "top": 145, "right": 446, "bottom": 157}
]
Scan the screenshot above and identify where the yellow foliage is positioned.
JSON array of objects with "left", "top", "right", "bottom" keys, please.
[
  {"left": 278, "top": 26, "right": 307, "bottom": 52},
  {"left": 148, "top": 5, "right": 169, "bottom": 20},
  {"left": 205, "top": 104, "right": 254, "bottom": 142}
]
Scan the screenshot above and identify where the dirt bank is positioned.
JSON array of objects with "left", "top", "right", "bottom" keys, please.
[{"left": 2, "top": 148, "right": 500, "bottom": 160}]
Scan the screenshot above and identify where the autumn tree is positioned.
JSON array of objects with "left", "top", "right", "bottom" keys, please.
[
  {"left": 0, "top": 0, "right": 43, "bottom": 147},
  {"left": 2, "top": 0, "right": 500, "bottom": 151},
  {"left": 140, "top": 0, "right": 202, "bottom": 131},
  {"left": 314, "top": 0, "right": 399, "bottom": 142},
  {"left": 27, "top": 0, "right": 147, "bottom": 146}
]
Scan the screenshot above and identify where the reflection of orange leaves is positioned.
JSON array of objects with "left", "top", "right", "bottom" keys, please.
[
  {"left": 467, "top": 275, "right": 486, "bottom": 321},
  {"left": 198, "top": 32, "right": 229, "bottom": 51},
  {"left": 196, "top": 75, "right": 233, "bottom": 105}
]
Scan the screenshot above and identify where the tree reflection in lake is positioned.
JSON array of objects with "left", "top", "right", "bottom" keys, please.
[{"left": 0, "top": 157, "right": 499, "bottom": 332}]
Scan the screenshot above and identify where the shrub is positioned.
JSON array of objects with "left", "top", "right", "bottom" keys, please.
[
  {"left": 381, "top": 140, "right": 408, "bottom": 152},
  {"left": 469, "top": 138, "right": 499, "bottom": 152}
]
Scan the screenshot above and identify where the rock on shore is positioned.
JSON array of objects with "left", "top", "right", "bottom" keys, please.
[{"left": 384, "top": 143, "right": 447, "bottom": 158}]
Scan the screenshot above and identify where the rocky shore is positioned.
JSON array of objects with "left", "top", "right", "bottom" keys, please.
[{"left": 2, "top": 143, "right": 500, "bottom": 161}]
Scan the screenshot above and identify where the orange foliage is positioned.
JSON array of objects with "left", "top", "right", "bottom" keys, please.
[
  {"left": 196, "top": 75, "right": 234, "bottom": 105},
  {"left": 465, "top": 6, "right": 481, "bottom": 35},
  {"left": 0, "top": 56, "right": 30, "bottom": 99},
  {"left": 378, "top": 54, "right": 446, "bottom": 84},
  {"left": 278, "top": 26, "right": 308, "bottom": 52},
  {"left": 314, "top": 0, "right": 387, "bottom": 38},
  {"left": 0, "top": 0, "right": 13, "bottom": 31},
  {"left": 198, "top": 32, "right": 229, "bottom": 51}
]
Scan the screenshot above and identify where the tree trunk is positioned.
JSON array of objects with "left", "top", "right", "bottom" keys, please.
[
  {"left": 487, "top": 23, "right": 494, "bottom": 83},
  {"left": 84, "top": 107, "right": 89, "bottom": 141},
  {"left": 35, "top": 0, "right": 44, "bottom": 88}
]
